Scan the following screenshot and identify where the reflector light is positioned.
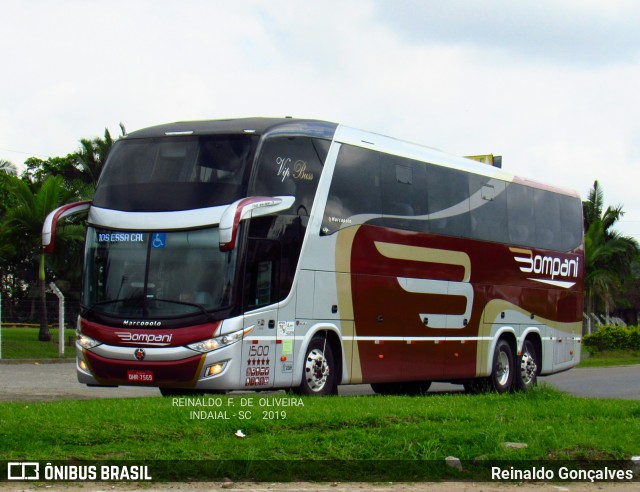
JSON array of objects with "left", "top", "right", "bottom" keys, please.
[{"left": 206, "top": 363, "right": 224, "bottom": 377}]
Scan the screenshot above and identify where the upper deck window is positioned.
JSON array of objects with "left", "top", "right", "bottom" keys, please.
[{"left": 93, "top": 135, "right": 257, "bottom": 212}]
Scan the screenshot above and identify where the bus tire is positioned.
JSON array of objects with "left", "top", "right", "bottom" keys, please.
[
  {"left": 296, "top": 335, "right": 338, "bottom": 396},
  {"left": 514, "top": 339, "right": 539, "bottom": 391},
  {"left": 490, "top": 339, "right": 514, "bottom": 393},
  {"left": 370, "top": 381, "right": 432, "bottom": 395}
]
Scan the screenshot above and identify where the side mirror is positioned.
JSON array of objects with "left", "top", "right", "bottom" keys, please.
[
  {"left": 219, "top": 196, "right": 295, "bottom": 251},
  {"left": 42, "top": 201, "right": 91, "bottom": 254}
]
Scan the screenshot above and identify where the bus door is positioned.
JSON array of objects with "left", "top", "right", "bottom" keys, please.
[{"left": 240, "top": 238, "right": 281, "bottom": 390}]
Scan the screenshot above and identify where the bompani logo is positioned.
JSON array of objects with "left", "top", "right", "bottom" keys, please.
[
  {"left": 115, "top": 331, "right": 172, "bottom": 346},
  {"left": 510, "top": 247, "right": 579, "bottom": 289}
]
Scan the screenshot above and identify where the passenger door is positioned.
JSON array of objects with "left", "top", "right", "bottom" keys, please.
[{"left": 241, "top": 238, "right": 281, "bottom": 390}]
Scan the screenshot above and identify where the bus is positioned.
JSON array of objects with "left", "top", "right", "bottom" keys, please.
[{"left": 43, "top": 118, "right": 584, "bottom": 396}]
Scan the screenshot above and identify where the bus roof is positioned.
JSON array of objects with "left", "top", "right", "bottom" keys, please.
[{"left": 124, "top": 117, "right": 338, "bottom": 140}]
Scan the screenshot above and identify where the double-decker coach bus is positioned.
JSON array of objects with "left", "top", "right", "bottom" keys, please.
[{"left": 43, "top": 118, "right": 584, "bottom": 396}]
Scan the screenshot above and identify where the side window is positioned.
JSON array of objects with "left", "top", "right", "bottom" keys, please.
[
  {"left": 252, "top": 137, "right": 325, "bottom": 214},
  {"left": 244, "top": 215, "right": 306, "bottom": 307},
  {"left": 533, "top": 189, "right": 562, "bottom": 250},
  {"left": 507, "top": 184, "right": 535, "bottom": 246},
  {"left": 426, "top": 165, "right": 471, "bottom": 238},
  {"left": 468, "top": 175, "right": 508, "bottom": 243},
  {"left": 243, "top": 238, "right": 280, "bottom": 310},
  {"left": 321, "top": 145, "right": 381, "bottom": 235},
  {"left": 381, "top": 154, "right": 428, "bottom": 232},
  {"left": 560, "top": 195, "right": 583, "bottom": 251}
]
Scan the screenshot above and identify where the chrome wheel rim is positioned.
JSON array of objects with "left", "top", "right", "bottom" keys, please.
[
  {"left": 305, "top": 348, "right": 329, "bottom": 392},
  {"left": 496, "top": 350, "right": 510, "bottom": 387},
  {"left": 519, "top": 350, "right": 537, "bottom": 386}
]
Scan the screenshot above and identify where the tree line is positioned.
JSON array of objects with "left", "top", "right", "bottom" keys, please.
[
  {"left": 0, "top": 129, "right": 115, "bottom": 341},
  {"left": 0, "top": 128, "right": 638, "bottom": 342}
]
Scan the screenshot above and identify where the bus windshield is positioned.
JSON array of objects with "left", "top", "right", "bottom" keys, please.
[
  {"left": 93, "top": 134, "right": 257, "bottom": 212},
  {"left": 82, "top": 227, "right": 237, "bottom": 319}
]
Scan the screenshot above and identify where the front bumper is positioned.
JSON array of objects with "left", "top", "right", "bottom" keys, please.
[{"left": 76, "top": 340, "right": 243, "bottom": 390}]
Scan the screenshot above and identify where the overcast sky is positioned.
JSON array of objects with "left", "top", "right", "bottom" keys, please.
[{"left": 3, "top": 0, "right": 640, "bottom": 237}]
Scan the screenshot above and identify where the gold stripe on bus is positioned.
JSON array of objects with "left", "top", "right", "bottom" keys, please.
[
  {"left": 335, "top": 226, "right": 362, "bottom": 383},
  {"left": 374, "top": 242, "right": 471, "bottom": 282}
]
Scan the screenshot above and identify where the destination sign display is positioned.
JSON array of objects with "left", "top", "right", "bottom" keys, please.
[{"left": 97, "top": 232, "right": 146, "bottom": 243}]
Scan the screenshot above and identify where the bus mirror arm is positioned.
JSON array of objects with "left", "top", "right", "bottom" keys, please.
[
  {"left": 42, "top": 201, "right": 92, "bottom": 254},
  {"left": 219, "top": 196, "right": 295, "bottom": 251}
]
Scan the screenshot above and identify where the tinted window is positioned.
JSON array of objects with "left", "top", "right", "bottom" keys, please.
[
  {"left": 243, "top": 238, "right": 281, "bottom": 310},
  {"left": 321, "top": 145, "right": 381, "bottom": 235},
  {"left": 507, "top": 184, "right": 535, "bottom": 246},
  {"left": 244, "top": 215, "right": 307, "bottom": 308},
  {"left": 560, "top": 195, "right": 583, "bottom": 251},
  {"left": 318, "top": 146, "right": 582, "bottom": 251},
  {"left": 426, "top": 165, "right": 471, "bottom": 238},
  {"left": 94, "top": 135, "right": 257, "bottom": 212},
  {"left": 252, "top": 136, "right": 325, "bottom": 215},
  {"left": 468, "top": 176, "right": 508, "bottom": 243},
  {"left": 381, "top": 155, "right": 428, "bottom": 232},
  {"left": 533, "top": 188, "right": 562, "bottom": 249}
]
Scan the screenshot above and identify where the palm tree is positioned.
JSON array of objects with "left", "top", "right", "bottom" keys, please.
[
  {"left": 76, "top": 128, "right": 115, "bottom": 186},
  {"left": 5, "top": 175, "right": 82, "bottom": 341},
  {"left": 583, "top": 181, "right": 639, "bottom": 317},
  {"left": 0, "top": 159, "right": 18, "bottom": 176}
]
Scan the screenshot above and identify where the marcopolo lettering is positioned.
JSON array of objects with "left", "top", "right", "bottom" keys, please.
[{"left": 122, "top": 320, "right": 162, "bottom": 327}]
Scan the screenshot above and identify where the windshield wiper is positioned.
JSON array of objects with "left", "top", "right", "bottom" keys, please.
[{"left": 83, "top": 297, "right": 212, "bottom": 320}]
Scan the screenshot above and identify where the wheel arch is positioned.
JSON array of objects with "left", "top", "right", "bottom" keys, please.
[
  {"left": 294, "top": 323, "right": 344, "bottom": 387},
  {"left": 484, "top": 326, "right": 518, "bottom": 376}
]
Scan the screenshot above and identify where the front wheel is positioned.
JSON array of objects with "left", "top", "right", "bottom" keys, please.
[
  {"left": 514, "top": 340, "right": 539, "bottom": 391},
  {"left": 295, "top": 335, "right": 338, "bottom": 396},
  {"left": 490, "top": 339, "right": 514, "bottom": 393}
]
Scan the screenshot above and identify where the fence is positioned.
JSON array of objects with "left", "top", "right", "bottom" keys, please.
[
  {"left": 0, "top": 287, "right": 80, "bottom": 329},
  {"left": 583, "top": 312, "right": 629, "bottom": 334}
]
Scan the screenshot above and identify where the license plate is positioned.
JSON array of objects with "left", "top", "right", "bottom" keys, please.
[{"left": 127, "top": 370, "right": 154, "bottom": 383}]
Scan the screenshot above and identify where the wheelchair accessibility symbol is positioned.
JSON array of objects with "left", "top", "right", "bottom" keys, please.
[{"left": 151, "top": 233, "right": 166, "bottom": 249}]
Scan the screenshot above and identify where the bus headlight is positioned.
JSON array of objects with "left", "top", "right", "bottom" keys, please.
[
  {"left": 187, "top": 326, "right": 253, "bottom": 353},
  {"left": 78, "top": 334, "right": 101, "bottom": 349}
]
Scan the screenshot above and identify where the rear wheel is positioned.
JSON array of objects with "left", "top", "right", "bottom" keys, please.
[
  {"left": 514, "top": 339, "right": 539, "bottom": 391},
  {"left": 371, "top": 381, "right": 432, "bottom": 395},
  {"left": 490, "top": 339, "right": 514, "bottom": 393},
  {"left": 296, "top": 335, "right": 338, "bottom": 396}
]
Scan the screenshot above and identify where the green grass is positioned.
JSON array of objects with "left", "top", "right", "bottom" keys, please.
[
  {"left": 0, "top": 386, "right": 638, "bottom": 481},
  {"left": 0, "top": 327, "right": 76, "bottom": 359},
  {"left": 577, "top": 349, "right": 640, "bottom": 368}
]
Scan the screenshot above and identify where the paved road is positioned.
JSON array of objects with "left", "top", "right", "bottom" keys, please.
[{"left": 0, "top": 361, "right": 638, "bottom": 401}]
